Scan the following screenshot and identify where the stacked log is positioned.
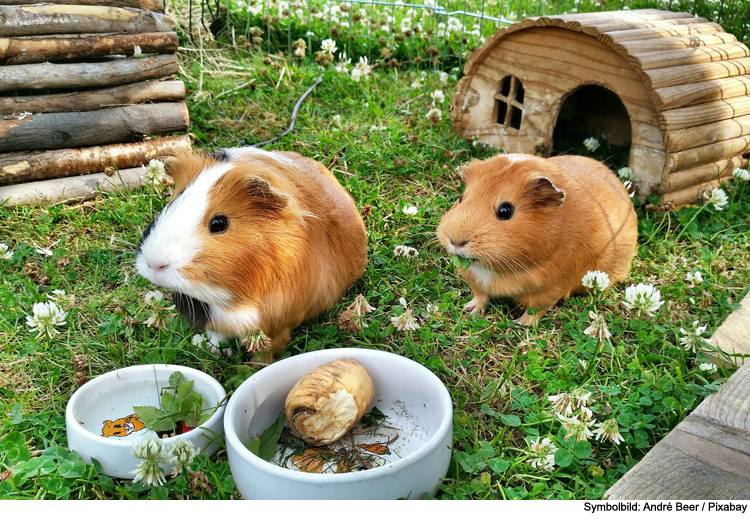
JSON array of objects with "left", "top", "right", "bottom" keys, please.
[{"left": 0, "top": 0, "right": 190, "bottom": 207}]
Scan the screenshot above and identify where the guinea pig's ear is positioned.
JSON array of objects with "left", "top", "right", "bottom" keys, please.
[
  {"left": 165, "top": 150, "right": 212, "bottom": 195},
  {"left": 457, "top": 160, "right": 479, "bottom": 184},
  {"left": 528, "top": 177, "right": 566, "bottom": 208},
  {"left": 245, "top": 177, "right": 289, "bottom": 213}
]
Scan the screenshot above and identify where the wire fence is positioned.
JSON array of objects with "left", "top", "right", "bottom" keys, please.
[{"left": 181, "top": 0, "right": 750, "bottom": 72}]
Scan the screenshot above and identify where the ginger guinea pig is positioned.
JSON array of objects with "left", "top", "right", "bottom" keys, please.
[
  {"left": 436, "top": 153, "right": 637, "bottom": 325},
  {"left": 136, "top": 147, "right": 367, "bottom": 354}
]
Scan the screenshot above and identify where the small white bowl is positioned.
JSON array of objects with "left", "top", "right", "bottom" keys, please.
[
  {"left": 66, "top": 364, "right": 226, "bottom": 479},
  {"left": 225, "top": 348, "right": 453, "bottom": 500}
]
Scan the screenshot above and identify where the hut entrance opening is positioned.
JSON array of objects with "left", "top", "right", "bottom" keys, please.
[{"left": 551, "top": 85, "right": 632, "bottom": 168}]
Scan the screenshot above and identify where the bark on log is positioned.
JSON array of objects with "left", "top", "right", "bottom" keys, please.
[
  {"left": 0, "top": 31, "right": 178, "bottom": 65},
  {"left": 0, "top": 135, "right": 190, "bottom": 185},
  {"left": 0, "top": 166, "right": 149, "bottom": 208},
  {"left": 0, "top": 5, "right": 172, "bottom": 37},
  {"left": 0, "top": 1, "right": 165, "bottom": 12},
  {"left": 0, "top": 80, "right": 185, "bottom": 116},
  {"left": 0, "top": 102, "right": 189, "bottom": 153},
  {"left": 0, "top": 54, "right": 178, "bottom": 93}
]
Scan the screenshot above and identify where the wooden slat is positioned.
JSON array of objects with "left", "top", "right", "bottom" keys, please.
[
  {"left": 667, "top": 135, "right": 750, "bottom": 173},
  {"left": 0, "top": 31, "right": 178, "bottom": 65},
  {"left": 615, "top": 33, "right": 737, "bottom": 55},
  {"left": 600, "top": 22, "right": 724, "bottom": 46},
  {"left": 632, "top": 42, "right": 750, "bottom": 71},
  {"left": 0, "top": 54, "right": 178, "bottom": 93},
  {"left": 0, "top": 79, "right": 185, "bottom": 116},
  {"left": 654, "top": 75, "right": 750, "bottom": 111},
  {"left": 538, "top": 9, "right": 688, "bottom": 23},
  {"left": 664, "top": 156, "right": 744, "bottom": 192},
  {"left": 660, "top": 95, "right": 750, "bottom": 130},
  {"left": 646, "top": 57, "right": 750, "bottom": 89},
  {"left": 0, "top": 5, "right": 171, "bottom": 37},
  {"left": 0, "top": 0, "right": 165, "bottom": 11},
  {"left": 709, "top": 294, "right": 750, "bottom": 367},
  {"left": 666, "top": 115, "right": 750, "bottom": 152},
  {"left": 582, "top": 16, "right": 708, "bottom": 36}
]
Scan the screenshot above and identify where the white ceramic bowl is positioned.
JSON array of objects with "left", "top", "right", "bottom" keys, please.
[
  {"left": 225, "top": 348, "right": 453, "bottom": 500},
  {"left": 66, "top": 364, "right": 226, "bottom": 479}
]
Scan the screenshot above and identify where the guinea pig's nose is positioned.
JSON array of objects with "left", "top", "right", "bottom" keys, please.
[
  {"left": 149, "top": 259, "right": 169, "bottom": 272},
  {"left": 450, "top": 238, "right": 468, "bottom": 249}
]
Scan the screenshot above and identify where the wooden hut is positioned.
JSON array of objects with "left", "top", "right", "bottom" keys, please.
[
  {"left": 0, "top": 0, "right": 191, "bottom": 207},
  {"left": 451, "top": 9, "right": 750, "bottom": 205}
]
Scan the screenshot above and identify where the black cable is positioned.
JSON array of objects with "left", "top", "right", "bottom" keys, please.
[{"left": 247, "top": 76, "right": 323, "bottom": 148}]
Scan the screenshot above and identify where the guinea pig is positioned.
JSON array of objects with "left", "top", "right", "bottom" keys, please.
[
  {"left": 436, "top": 153, "right": 637, "bottom": 325},
  {"left": 136, "top": 147, "right": 367, "bottom": 355}
]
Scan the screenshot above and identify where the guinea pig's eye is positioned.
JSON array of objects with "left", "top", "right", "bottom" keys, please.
[
  {"left": 209, "top": 214, "right": 229, "bottom": 234},
  {"left": 495, "top": 202, "right": 515, "bottom": 221},
  {"left": 458, "top": 194, "right": 465, "bottom": 204}
]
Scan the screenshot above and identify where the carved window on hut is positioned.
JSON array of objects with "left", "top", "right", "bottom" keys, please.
[{"left": 494, "top": 75, "right": 524, "bottom": 130}]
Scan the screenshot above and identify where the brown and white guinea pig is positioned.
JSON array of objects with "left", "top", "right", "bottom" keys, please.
[
  {"left": 136, "top": 147, "right": 367, "bottom": 354},
  {"left": 436, "top": 153, "right": 637, "bottom": 325}
]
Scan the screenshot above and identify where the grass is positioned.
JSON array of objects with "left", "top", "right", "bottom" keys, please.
[{"left": 1, "top": 19, "right": 750, "bottom": 499}]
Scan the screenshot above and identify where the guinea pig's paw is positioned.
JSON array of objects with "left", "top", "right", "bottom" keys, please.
[
  {"left": 463, "top": 294, "right": 488, "bottom": 315},
  {"left": 513, "top": 307, "right": 549, "bottom": 326}
]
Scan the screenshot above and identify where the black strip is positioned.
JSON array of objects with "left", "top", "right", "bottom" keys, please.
[{"left": 172, "top": 292, "right": 211, "bottom": 328}]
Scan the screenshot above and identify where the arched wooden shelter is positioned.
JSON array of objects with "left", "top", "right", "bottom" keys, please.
[{"left": 452, "top": 9, "right": 750, "bottom": 205}]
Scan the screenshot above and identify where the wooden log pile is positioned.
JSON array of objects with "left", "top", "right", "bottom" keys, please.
[{"left": 0, "top": 0, "right": 191, "bottom": 207}]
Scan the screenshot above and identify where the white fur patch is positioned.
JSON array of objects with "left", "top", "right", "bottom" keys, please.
[
  {"left": 503, "top": 153, "right": 533, "bottom": 164},
  {"left": 468, "top": 262, "right": 497, "bottom": 289},
  {"left": 136, "top": 163, "right": 234, "bottom": 306},
  {"left": 210, "top": 305, "right": 261, "bottom": 335}
]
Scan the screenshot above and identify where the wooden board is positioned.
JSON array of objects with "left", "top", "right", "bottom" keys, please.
[
  {"left": 0, "top": 0, "right": 165, "bottom": 11},
  {"left": 646, "top": 57, "right": 750, "bottom": 89},
  {"left": 665, "top": 156, "right": 745, "bottom": 192},
  {"left": 654, "top": 76, "right": 750, "bottom": 112},
  {"left": 667, "top": 135, "right": 750, "bottom": 173}
]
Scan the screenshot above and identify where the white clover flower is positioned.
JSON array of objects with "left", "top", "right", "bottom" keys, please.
[
  {"left": 334, "top": 52, "right": 350, "bottom": 73},
  {"left": 583, "top": 137, "right": 600, "bottom": 152},
  {"left": 144, "top": 290, "right": 165, "bottom": 307},
  {"left": 47, "top": 289, "right": 75, "bottom": 309},
  {"left": 402, "top": 204, "right": 418, "bottom": 216},
  {"left": 557, "top": 412, "right": 596, "bottom": 443},
  {"left": 191, "top": 334, "right": 206, "bottom": 347},
  {"left": 133, "top": 45, "right": 142, "bottom": 56},
  {"left": 26, "top": 301, "right": 68, "bottom": 339},
  {"left": 686, "top": 270, "right": 703, "bottom": 287},
  {"left": 548, "top": 393, "right": 575, "bottom": 417},
  {"left": 583, "top": 311, "right": 611, "bottom": 341},
  {"left": 581, "top": 270, "right": 610, "bottom": 291},
  {"left": 35, "top": 246, "right": 53, "bottom": 257},
  {"left": 394, "top": 245, "right": 419, "bottom": 259},
  {"left": 369, "top": 125, "right": 386, "bottom": 132},
  {"left": 617, "top": 167, "right": 633, "bottom": 180},
  {"left": 578, "top": 359, "right": 588, "bottom": 369},
  {"left": 425, "top": 303, "right": 439, "bottom": 316},
  {"left": 698, "top": 362, "right": 718, "bottom": 375},
  {"left": 410, "top": 79, "right": 422, "bottom": 89},
  {"left": 295, "top": 46, "right": 306, "bottom": 57},
  {"left": 130, "top": 431, "right": 170, "bottom": 487},
  {"left": 391, "top": 298, "right": 421, "bottom": 331},
  {"left": 338, "top": 294, "right": 375, "bottom": 332},
  {"left": 0, "top": 243, "right": 13, "bottom": 260},
  {"left": 332, "top": 114, "right": 342, "bottom": 128},
  {"left": 145, "top": 305, "right": 176, "bottom": 328},
  {"left": 593, "top": 418, "right": 624, "bottom": 444},
  {"left": 439, "top": 72, "right": 449, "bottom": 84},
  {"left": 321, "top": 38, "right": 337, "bottom": 54},
  {"left": 527, "top": 437, "right": 558, "bottom": 472},
  {"left": 679, "top": 320, "right": 710, "bottom": 353},
  {"left": 169, "top": 439, "right": 196, "bottom": 477},
  {"left": 430, "top": 89, "right": 445, "bottom": 104},
  {"left": 571, "top": 387, "right": 592, "bottom": 406},
  {"left": 732, "top": 167, "right": 750, "bottom": 181},
  {"left": 426, "top": 107, "right": 441, "bottom": 123},
  {"left": 622, "top": 180, "right": 635, "bottom": 197},
  {"left": 351, "top": 56, "right": 371, "bottom": 82},
  {"left": 400, "top": 17, "right": 412, "bottom": 32},
  {"left": 352, "top": 294, "right": 375, "bottom": 315},
  {"left": 242, "top": 328, "right": 271, "bottom": 354},
  {"left": 145, "top": 158, "right": 166, "bottom": 186},
  {"left": 622, "top": 283, "right": 664, "bottom": 317},
  {"left": 704, "top": 188, "right": 728, "bottom": 211}
]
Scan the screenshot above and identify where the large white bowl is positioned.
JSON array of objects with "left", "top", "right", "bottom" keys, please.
[
  {"left": 66, "top": 364, "right": 226, "bottom": 479},
  {"left": 225, "top": 348, "right": 453, "bottom": 500}
]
